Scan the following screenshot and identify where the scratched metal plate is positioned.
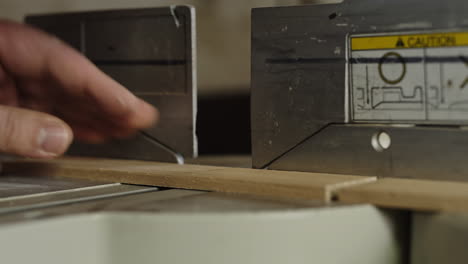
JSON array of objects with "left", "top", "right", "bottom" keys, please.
[
  {"left": 251, "top": 0, "right": 468, "bottom": 181},
  {"left": 26, "top": 6, "right": 197, "bottom": 163}
]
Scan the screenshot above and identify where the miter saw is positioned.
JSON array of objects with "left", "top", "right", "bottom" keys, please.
[{"left": 0, "top": 2, "right": 467, "bottom": 263}]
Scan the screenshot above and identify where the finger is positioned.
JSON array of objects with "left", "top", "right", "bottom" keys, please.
[
  {"left": 0, "top": 64, "right": 18, "bottom": 106},
  {"left": 0, "top": 105, "right": 73, "bottom": 158},
  {"left": 15, "top": 79, "right": 53, "bottom": 112},
  {"left": 70, "top": 125, "right": 108, "bottom": 144},
  {"left": 0, "top": 20, "right": 158, "bottom": 129},
  {"left": 53, "top": 103, "right": 140, "bottom": 138}
]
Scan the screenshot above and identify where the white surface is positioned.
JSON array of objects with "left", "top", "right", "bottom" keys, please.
[
  {"left": 412, "top": 212, "right": 468, "bottom": 264},
  {"left": 0, "top": 205, "right": 406, "bottom": 264}
]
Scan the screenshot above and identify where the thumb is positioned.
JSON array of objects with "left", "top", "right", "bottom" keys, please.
[{"left": 0, "top": 105, "right": 73, "bottom": 158}]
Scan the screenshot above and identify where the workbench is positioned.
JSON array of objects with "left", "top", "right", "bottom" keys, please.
[
  {"left": 0, "top": 156, "right": 412, "bottom": 264},
  {"left": 0, "top": 156, "right": 464, "bottom": 264}
]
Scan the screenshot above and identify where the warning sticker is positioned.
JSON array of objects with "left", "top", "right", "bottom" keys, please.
[
  {"left": 350, "top": 31, "right": 468, "bottom": 123},
  {"left": 351, "top": 32, "right": 468, "bottom": 50}
]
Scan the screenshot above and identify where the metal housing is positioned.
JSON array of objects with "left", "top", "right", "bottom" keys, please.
[
  {"left": 26, "top": 6, "right": 197, "bottom": 163},
  {"left": 251, "top": 0, "right": 468, "bottom": 181}
]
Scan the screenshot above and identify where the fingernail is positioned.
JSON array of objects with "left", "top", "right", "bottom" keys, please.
[
  {"left": 140, "top": 100, "right": 158, "bottom": 122},
  {"left": 37, "top": 125, "right": 70, "bottom": 156}
]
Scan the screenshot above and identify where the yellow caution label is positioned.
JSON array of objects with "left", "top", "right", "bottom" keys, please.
[{"left": 351, "top": 32, "right": 468, "bottom": 51}]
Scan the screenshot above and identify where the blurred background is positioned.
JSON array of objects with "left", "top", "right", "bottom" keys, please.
[{"left": 0, "top": 0, "right": 326, "bottom": 155}]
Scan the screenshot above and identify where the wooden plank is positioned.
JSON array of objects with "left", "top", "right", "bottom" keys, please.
[
  {"left": 185, "top": 155, "right": 252, "bottom": 168},
  {"left": 337, "top": 178, "right": 468, "bottom": 212},
  {"left": 0, "top": 158, "right": 376, "bottom": 202}
]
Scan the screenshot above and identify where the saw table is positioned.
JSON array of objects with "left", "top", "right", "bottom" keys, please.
[
  {"left": 0, "top": 156, "right": 409, "bottom": 264},
  {"left": 1, "top": 157, "right": 468, "bottom": 264}
]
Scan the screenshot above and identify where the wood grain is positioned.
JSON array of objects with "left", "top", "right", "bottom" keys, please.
[
  {"left": 0, "top": 158, "right": 376, "bottom": 202},
  {"left": 337, "top": 177, "right": 468, "bottom": 212},
  {"left": 4, "top": 158, "right": 468, "bottom": 212}
]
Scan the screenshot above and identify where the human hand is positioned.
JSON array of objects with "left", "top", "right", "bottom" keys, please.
[{"left": 0, "top": 20, "right": 158, "bottom": 158}]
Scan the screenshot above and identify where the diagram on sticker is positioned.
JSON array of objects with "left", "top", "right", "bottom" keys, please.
[{"left": 350, "top": 32, "right": 468, "bottom": 122}]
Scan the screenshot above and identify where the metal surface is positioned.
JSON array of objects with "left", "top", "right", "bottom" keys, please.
[
  {"left": 0, "top": 188, "right": 326, "bottom": 225},
  {"left": 251, "top": 0, "right": 468, "bottom": 181},
  {"left": 0, "top": 183, "right": 157, "bottom": 215},
  {"left": 26, "top": 6, "right": 197, "bottom": 163},
  {"left": 270, "top": 124, "right": 468, "bottom": 182},
  {"left": 0, "top": 174, "right": 109, "bottom": 198},
  {"left": 412, "top": 212, "right": 468, "bottom": 264}
]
